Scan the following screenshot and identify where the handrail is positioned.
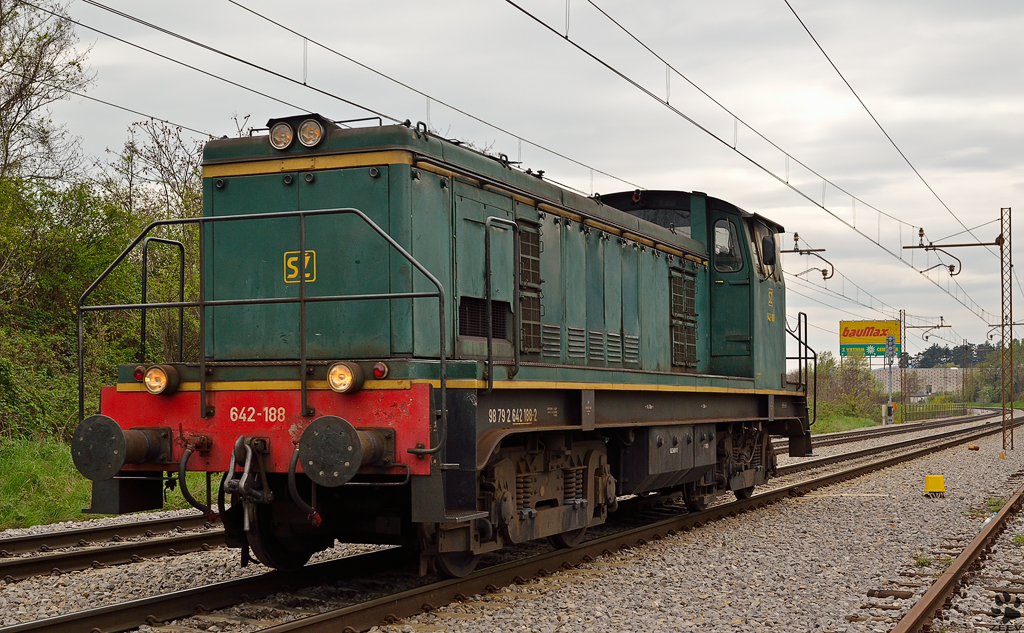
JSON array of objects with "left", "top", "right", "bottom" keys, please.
[
  {"left": 141, "top": 237, "right": 185, "bottom": 364},
  {"left": 785, "top": 311, "right": 817, "bottom": 425},
  {"left": 483, "top": 216, "right": 520, "bottom": 394},
  {"left": 78, "top": 207, "right": 449, "bottom": 457}
]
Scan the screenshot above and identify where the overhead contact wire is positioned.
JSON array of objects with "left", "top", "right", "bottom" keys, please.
[
  {"left": 224, "top": 0, "right": 644, "bottom": 190},
  {"left": 77, "top": 0, "right": 399, "bottom": 122},
  {"left": 503, "top": 0, "right": 995, "bottom": 324},
  {"left": 21, "top": 0, "right": 317, "bottom": 119}
]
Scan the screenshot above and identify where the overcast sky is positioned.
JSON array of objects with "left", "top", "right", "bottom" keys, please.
[{"left": 50, "top": 0, "right": 1024, "bottom": 361}]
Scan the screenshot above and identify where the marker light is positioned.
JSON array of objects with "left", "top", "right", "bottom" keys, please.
[
  {"left": 133, "top": 365, "right": 145, "bottom": 381},
  {"left": 297, "top": 119, "right": 324, "bottom": 147},
  {"left": 143, "top": 365, "right": 180, "bottom": 395},
  {"left": 372, "top": 362, "right": 389, "bottom": 379},
  {"left": 269, "top": 122, "right": 294, "bottom": 150},
  {"left": 327, "top": 361, "right": 365, "bottom": 394}
]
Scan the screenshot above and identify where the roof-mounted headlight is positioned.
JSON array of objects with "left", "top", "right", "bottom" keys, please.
[
  {"left": 269, "top": 122, "right": 294, "bottom": 150},
  {"left": 297, "top": 119, "right": 324, "bottom": 147},
  {"left": 327, "top": 361, "right": 364, "bottom": 394},
  {"left": 144, "top": 365, "right": 180, "bottom": 395}
]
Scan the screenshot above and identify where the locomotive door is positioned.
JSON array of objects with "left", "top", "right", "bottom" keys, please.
[{"left": 708, "top": 211, "right": 751, "bottom": 357}]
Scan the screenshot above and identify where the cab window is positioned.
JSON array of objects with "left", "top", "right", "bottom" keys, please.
[
  {"left": 713, "top": 219, "right": 743, "bottom": 273},
  {"left": 750, "top": 221, "right": 781, "bottom": 281}
]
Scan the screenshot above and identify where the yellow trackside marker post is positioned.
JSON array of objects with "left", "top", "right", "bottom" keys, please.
[
  {"left": 924, "top": 476, "right": 945, "bottom": 498},
  {"left": 1001, "top": 452, "right": 1007, "bottom": 460}
]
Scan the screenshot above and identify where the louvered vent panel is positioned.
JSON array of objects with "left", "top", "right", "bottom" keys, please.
[
  {"left": 606, "top": 332, "right": 623, "bottom": 363},
  {"left": 623, "top": 335, "right": 640, "bottom": 364},
  {"left": 542, "top": 324, "right": 561, "bottom": 358},
  {"left": 588, "top": 331, "right": 605, "bottom": 362},
  {"left": 567, "top": 327, "right": 587, "bottom": 359}
]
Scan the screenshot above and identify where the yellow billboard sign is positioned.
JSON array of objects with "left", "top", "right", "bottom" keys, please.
[{"left": 839, "top": 320, "right": 901, "bottom": 357}]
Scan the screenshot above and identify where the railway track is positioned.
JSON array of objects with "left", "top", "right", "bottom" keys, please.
[
  {"left": 0, "top": 413, "right": 997, "bottom": 587},
  {"left": 3, "top": 414, "right": 1010, "bottom": 633},
  {"left": 771, "top": 409, "right": 996, "bottom": 452}
]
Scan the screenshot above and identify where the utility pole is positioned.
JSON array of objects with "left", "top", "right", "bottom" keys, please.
[
  {"left": 886, "top": 334, "right": 895, "bottom": 425},
  {"left": 904, "top": 213, "right": 1011, "bottom": 449}
]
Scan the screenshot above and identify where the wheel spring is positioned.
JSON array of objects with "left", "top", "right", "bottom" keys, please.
[
  {"left": 563, "top": 468, "right": 583, "bottom": 502},
  {"left": 516, "top": 474, "right": 535, "bottom": 510}
]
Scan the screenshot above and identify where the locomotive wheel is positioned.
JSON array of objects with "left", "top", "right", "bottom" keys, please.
[
  {"left": 733, "top": 485, "right": 755, "bottom": 500},
  {"left": 245, "top": 502, "right": 314, "bottom": 571},
  {"left": 549, "top": 527, "right": 587, "bottom": 549},
  {"left": 683, "top": 485, "right": 708, "bottom": 512},
  {"left": 434, "top": 551, "right": 481, "bottom": 578}
]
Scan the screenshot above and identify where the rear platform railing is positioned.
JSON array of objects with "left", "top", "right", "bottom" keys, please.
[
  {"left": 78, "top": 207, "right": 449, "bottom": 457},
  {"left": 786, "top": 311, "right": 817, "bottom": 425}
]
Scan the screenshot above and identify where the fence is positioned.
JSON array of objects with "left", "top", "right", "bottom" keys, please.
[{"left": 891, "top": 402, "right": 969, "bottom": 424}]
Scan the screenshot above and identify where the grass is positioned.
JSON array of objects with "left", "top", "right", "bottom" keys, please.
[
  {"left": 1014, "top": 534, "right": 1024, "bottom": 546},
  {"left": 987, "top": 497, "right": 1007, "bottom": 513},
  {"left": 915, "top": 555, "right": 933, "bottom": 567},
  {"left": 811, "top": 415, "right": 879, "bottom": 435},
  {"left": 0, "top": 436, "right": 205, "bottom": 530}
]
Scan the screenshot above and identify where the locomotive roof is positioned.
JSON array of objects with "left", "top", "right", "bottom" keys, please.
[
  {"left": 206, "top": 120, "right": 800, "bottom": 257},
  {"left": 601, "top": 190, "right": 785, "bottom": 234}
]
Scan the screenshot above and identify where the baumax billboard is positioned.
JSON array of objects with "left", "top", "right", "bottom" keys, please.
[{"left": 839, "top": 320, "right": 901, "bottom": 357}]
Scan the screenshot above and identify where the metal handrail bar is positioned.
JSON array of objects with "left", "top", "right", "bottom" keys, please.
[
  {"left": 785, "top": 311, "right": 817, "bottom": 425},
  {"left": 80, "top": 292, "right": 439, "bottom": 312},
  {"left": 78, "top": 207, "right": 449, "bottom": 458},
  {"left": 483, "top": 216, "right": 520, "bottom": 394},
  {"left": 141, "top": 238, "right": 186, "bottom": 364}
]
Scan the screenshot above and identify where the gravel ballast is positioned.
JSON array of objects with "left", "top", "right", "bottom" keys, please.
[{"left": 376, "top": 432, "right": 1024, "bottom": 633}]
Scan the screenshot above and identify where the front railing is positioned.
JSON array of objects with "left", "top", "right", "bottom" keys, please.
[{"left": 78, "top": 207, "right": 449, "bottom": 457}]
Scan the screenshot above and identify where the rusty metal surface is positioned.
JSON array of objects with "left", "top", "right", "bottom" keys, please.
[
  {"left": 891, "top": 483, "right": 1024, "bottom": 633},
  {"left": 0, "top": 514, "right": 208, "bottom": 557},
  {"left": 0, "top": 531, "right": 225, "bottom": 583}
]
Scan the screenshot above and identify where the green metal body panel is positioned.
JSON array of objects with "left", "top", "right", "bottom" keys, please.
[{"left": 198, "top": 123, "right": 796, "bottom": 397}]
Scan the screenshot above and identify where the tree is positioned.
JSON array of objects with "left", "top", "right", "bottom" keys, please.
[{"left": 0, "top": 0, "right": 92, "bottom": 180}]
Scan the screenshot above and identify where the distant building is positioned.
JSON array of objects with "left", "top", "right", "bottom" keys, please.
[{"left": 872, "top": 366, "right": 963, "bottom": 398}]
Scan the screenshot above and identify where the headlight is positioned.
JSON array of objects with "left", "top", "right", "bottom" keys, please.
[
  {"left": 327, "top": 361, "right": 365, "bottom": 394},
  {"left": 297, "top": 119, "right": 324, "bottom": 147},
  {"left": 269, "top": 122, "right": 294, "bottom": 150},
  {"left": 143, "top": 365, "right": 180, "bottom": 395}
]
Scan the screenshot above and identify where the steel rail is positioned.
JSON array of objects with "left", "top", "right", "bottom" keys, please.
[
  {"left": 777, "top": 415, "right": 1001, "bottom": 477},
  {"left": 0, "top": 514, "right": 209, "bottom": 557},
  {"left": 891, "top": 483, "right": 1024, "bottom": 633},
  {"left": 772, "top": 411, "right": 996, "bottom": 451},
  {"left": 255, "top": 421, "right": 1012, "bottom": 633},
  {"left": 0, "top": 548, "right": 409, "bottom": 633},
  {"left": 0, "top": 531, "right": 225, "bottom": 583}
]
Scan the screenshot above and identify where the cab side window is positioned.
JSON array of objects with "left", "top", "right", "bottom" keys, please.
[{"left": 713, "top": 219, "right": 743, "bottom": 273}]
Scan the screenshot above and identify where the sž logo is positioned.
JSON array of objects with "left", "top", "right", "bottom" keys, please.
[
  {"left": 991, "top": 591, "right": 1023, "bottom": 630},
  {"left": 283, "top": 250, "right": 317, "bottom": 283}
]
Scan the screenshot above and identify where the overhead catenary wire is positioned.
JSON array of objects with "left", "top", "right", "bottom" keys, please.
[
  {"left": 503, "top": 0, "right": 996, "bottom": 325},
  {"left": 68, "top": 0, "right": 645, "bottom": 192},
  {"left": 782, "top": 0, "right": 999, "bottom": 262},
  {"left": 223, "top": 0, "right": 644, "bottom": 191},
  {"left": 0, "top": 66, "right": 210, "bottom": 136},
  {"left": 77, "top": 0, "right": 399, "bottom": 123},
  {"left": 20, "top": 0, "right": 322, "bottom": 124}
]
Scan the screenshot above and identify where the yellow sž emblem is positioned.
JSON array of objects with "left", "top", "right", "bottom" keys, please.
[
  {"left": 284, "top": 250, "right": 316, "bottom": 283},
  {"left": 766, "top": 288, "right": 775, "bottom": 322}
]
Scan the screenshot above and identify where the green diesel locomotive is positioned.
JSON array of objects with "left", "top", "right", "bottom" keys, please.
[{"left": 72, "top": 114, "right": 814, "bottom": 577}]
